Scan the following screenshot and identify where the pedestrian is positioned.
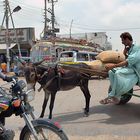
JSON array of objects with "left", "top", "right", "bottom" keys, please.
[{"left": 100, "top": 32, "right": 140, "bottom": 104}]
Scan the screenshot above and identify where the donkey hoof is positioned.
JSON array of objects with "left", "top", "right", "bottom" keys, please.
[
  {"left": 39, "top": 115, "right": 43, "bottom": 118},
  {"left": 83, "top": 112, "right": 89, "bottom": 117},
  {"left": 83, "top": 108, "right": 89, "bottom": 117},
  {"left": 84, "top": 110, "right": 89, "bottom": 117}
]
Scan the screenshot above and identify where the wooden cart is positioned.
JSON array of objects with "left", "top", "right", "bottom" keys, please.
[
  {"left": 58, "top": 63, "right": 108, "bottom": 78},
  {"left": 59, "top": 63, "right": 140, "bottom": 105}
]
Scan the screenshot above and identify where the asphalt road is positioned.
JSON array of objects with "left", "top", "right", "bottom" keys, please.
[{"left": 3, "top": 77, "right": 140, "bottom": 140}]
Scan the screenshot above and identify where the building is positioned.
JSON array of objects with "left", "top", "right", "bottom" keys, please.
[
  {"left": 58, "top": 32, "right": 112, "bottom": 50},
  {"left": 0, "top": 27, "right": 35, "bottom": 64},
  {"left": 31, "top": 37, "right": 99, "bottom": 62}
]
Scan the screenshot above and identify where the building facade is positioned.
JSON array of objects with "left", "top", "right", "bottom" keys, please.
[
  {"left": 58, "top": 32, "right": 112, "bottom": 51},
  {"left": 0, "top": 27, "right": 35, "bottom": 64},
  {"left": 31, "top": 38, "right": 98, "bottom": 62}
]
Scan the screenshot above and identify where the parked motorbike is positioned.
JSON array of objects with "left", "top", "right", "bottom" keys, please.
[{"left": 0, "top": 77, "right": 68, "bottom": 140}]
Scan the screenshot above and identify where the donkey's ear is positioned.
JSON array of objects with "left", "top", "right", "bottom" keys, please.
[{"left": 33, "top": 59, "right": 45, "bottom": 66}]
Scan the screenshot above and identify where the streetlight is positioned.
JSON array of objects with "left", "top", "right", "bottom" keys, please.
[
  {"left": 1, "top": 5, "right": 21, "bottom": 30},
  {"left": 4, "top": 1, "right": 21, "bottom": 72},
  {"left": 10, "top": 5, "right": 22, "bottom": 58},
  {"left": 13, "top": 6, "right": 21, "bottom": 13}
]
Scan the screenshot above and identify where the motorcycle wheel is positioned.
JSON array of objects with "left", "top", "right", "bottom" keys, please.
[{"left": 20, "top": 119, "right": 68, "bottom": 140}]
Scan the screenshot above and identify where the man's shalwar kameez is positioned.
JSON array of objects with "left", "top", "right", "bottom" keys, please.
[{"left": 108, "top": 44, "right": 140, "bottom": 98}]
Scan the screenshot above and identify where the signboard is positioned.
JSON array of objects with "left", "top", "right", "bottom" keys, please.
[{"left": 0, "top": 28, "right": 35, "bottom": 44}]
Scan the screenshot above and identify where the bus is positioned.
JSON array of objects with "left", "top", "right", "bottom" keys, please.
[{"left": 30, "top": 39, "right": 98, "bottom": 62}]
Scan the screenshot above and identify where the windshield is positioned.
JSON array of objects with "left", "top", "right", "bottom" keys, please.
[
  {"left": 59, "top": 51, "right": 97, "bottom": 62},
  {"left": 89, "top": 54, "right": 97, "bottom": 61},
  {"left": 77, "top": 53, "right": 88, "bottom": 61}
]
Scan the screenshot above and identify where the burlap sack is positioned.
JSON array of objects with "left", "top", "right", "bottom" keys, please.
[
  {"left": 96, "top": 50, "right": 125, "bottom": 63},
  {"left": 84, "top": 60, "right": 106, "bottom": 71}
]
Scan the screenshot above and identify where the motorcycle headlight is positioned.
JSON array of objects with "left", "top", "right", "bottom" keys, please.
[{"left": 25, "top": 89, "right": 35, "bottom": 102}]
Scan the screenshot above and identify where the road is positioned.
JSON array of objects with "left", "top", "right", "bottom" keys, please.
[{"left": 3, "top": 78, "right": 140, "bottom": 140}]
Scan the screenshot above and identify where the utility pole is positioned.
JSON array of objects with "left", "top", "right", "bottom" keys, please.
[
  {"left": 48, "top": 0, "right": 58, "bottom": 37},
  {"left": 51, "top": 0, "right": 55, "bottom": 37},
  {"left": 70, "top": 19, "right": 73, "bottom": 39},
  {"left": 2, "top": 0, "right": 21, "bottom": 72},
  {"left": 8, "top": 4, "right": 22, "bottom": 58},
  {"left": 43, "top": 0, "right": 48, "bottom": 38},
  {"left": 5, "top": 0, "right": 10, "bottom": 72},
  {"left": 47, "top": 0, "right": 58, "bottom": 58}
]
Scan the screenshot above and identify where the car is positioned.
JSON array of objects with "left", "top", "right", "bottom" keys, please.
[
  {"left": 57, "top": 50, "right": 104, "bottom": 79},
  {"left": 57, "top": 50, "right": 98, "bottom": 63}
]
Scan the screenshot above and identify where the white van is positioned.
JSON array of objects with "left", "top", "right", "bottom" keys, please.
[{"left": 58, "top": 51, "right": 98, "bottom": 62}]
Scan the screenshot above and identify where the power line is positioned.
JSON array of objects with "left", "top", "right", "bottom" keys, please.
[
  {"left": 2, "top": 1, "right": 140, "bottom": 35},
  {"left": 57, "top": 20, "right": 140, "bottom": 32},
  {"left": 10, "top": 0, "right": 42, "bottom": 11}
]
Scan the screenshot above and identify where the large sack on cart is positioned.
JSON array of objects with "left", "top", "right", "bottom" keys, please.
[
  {"left": 96, "top": 50, "right": 125, "bottom": 63},
  {"left": 84, "top": 60, "right": 107, "bottom": 71},
  {"left": 84, "top": 60, "right": 116, "bottom": 71}
]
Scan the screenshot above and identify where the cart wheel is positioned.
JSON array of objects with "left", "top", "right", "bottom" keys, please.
[{"left": 108, "top": 85, "right": 133, "bottom": 105}]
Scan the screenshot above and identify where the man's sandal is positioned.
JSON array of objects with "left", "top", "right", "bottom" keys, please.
[
  {"left": 99, "top": 97, "right": 120, "bottom": 105},
  {"left": 99, "top": 98, "right": 110, "bottom": 104}
]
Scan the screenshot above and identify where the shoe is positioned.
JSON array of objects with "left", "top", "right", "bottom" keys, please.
[{"left": 0, "top": 129, "right": 15, "bottom": 140}]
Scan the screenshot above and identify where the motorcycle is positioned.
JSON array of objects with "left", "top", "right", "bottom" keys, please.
[{"left": 0, "top": 77, "right": 68, "bottom": 140}]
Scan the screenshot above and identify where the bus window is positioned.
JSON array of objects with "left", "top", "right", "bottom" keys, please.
[
  {"left": 60, "top": 52, "right": 73, "bottom": 58},
  {"left": 59, "top": 52, "right": 74, "bottom": 62}
]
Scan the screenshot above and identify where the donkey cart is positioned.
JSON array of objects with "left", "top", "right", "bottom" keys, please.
[{"left": 59, "top": 63, "right": 140, "bottom": 105}]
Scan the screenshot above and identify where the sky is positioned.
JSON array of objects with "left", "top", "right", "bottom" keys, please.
[{"left": 1, "top": 0, "right": 140, "bottom": 51}]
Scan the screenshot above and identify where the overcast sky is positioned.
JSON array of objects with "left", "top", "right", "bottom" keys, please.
[{"left": 1, "top": 0, "right": 140, "bottom": 51}]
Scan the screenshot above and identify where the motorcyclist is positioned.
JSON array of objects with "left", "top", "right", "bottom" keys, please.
[{"left": 0, "top": 71, "right": 17, "bottom": 140}]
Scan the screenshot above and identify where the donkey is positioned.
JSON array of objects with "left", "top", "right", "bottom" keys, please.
[{"left": 24, "top": 62, "right": 91, "bottom": 119}]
